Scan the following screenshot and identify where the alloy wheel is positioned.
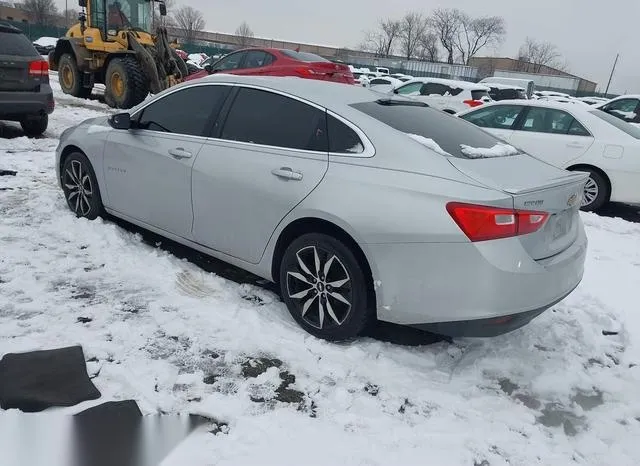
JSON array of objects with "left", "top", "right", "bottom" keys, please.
[
  {"left": 63, "top": 160, "right": 93, "bottom": 216},
  {"left": 286, "top": 245, "right": 352, "bottom": 330},
  {"left": 582, "top": 177, "right": 599, "bottom": 207}
]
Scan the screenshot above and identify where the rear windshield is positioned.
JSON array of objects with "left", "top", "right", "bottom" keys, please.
[
  {"left": 351, "top": 100, "right": 514, "bottom": 158},
  {"left": 0, "top": 31, "right": 39, "bottom": 56},
  {"left": 471, "top": 90, "right": 490, "bottom": 100},
  {"left": 590, "top": 109, "right": 640, "bottom": 139},
  {"left": 280, "top": 50, "right": 329, "bottom": 63},
  {"left": 490, "top": 88, "right": 527, "bottom": 101}
]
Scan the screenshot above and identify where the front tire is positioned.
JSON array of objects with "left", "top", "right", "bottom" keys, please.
[
  {"left": 20, "top": 114, "right": 48, "bottom": 137},
  {"left": 58, "top": 54, "right": 92, "bottom": 98},
  {"left": 105, "top": 57, "right": 149, "bottom": 109},
  {"left": 279, "top": 233, "right": 373, "bottom": 341},
  {"left": 61, "top": 152, "right": 103, "bottom": 220},
  {"left": 577, "top": 169, "right": 609, "bottom": 211}
]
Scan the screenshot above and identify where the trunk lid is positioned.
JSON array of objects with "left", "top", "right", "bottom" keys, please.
[
  {"left": 448, "top": 154, "right": 588, "bottom": 260},
  {"left": 0, "top": 56, "right": 36, "bottom": 92},
  {"left": 308, "top": 62, "right": 355, "bottom": 84}
]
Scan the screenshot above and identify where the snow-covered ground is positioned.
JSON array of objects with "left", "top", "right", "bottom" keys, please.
[{"left": 1, "top": 81, "right": 640, "bottom": 466}]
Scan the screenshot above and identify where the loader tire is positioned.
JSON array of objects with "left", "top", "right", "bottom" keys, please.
[
  {"left": 58, "top": 54, "right": 91, "bottom": 98},
  {"left": 171, "top": 49, "right": 189, "bottom": 79},
  {"left": 105, "top": 56, "right": 149, "bottom": 109}
]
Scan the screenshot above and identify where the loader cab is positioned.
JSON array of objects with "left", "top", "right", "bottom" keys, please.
[{"left": 82, "top": 0, "right": 156, "bottom": 40}]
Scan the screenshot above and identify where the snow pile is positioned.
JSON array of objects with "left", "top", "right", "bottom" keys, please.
[
  {"left": 33, "top": 37, "right": 58, "bottom": 47},
  {"left": 406, "top": 133, "right": 451, "bottom": 156},
  {"left": 460, "top": 142, "right": 520, "bottom": 158},
  {"left": 1, "top": 81, "right": 640, "bottom": 465}
]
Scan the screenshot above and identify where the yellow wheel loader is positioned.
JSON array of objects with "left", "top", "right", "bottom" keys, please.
[{"left": 49, "top": 0, "right": 189, "bottom": 109}]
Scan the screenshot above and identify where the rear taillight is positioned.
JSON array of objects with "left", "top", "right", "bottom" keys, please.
[
  {"left": 463, "top": 99, "right": 484, "bottom": 107},
  {"left": 446, "top": 202, "right": 549, "bottom": 242},
  {"left": 28, "top": 60, "right": 49, "bottom": 77},
  {"left": 294, "top": 67, "right": 318, "bottom": 77}
]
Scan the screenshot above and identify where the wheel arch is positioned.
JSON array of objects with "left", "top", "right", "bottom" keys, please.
[
  {"left": 566, "top": 163, "right": 612, "bottom": 199},
  {"left": 59, "top": 144, "right": 85, "bottom": 179},
  {"left": 51, "top": 38, "right": 92, "bottom": 72},
  {"left": 271, "top": 217, "right": 377, "bottom": 313}
]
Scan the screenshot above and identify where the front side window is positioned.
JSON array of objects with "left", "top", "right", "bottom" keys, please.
[
  {"left": 395, "top": 82, "right": 422, "bottom": 96},
  {"left": 213, "top": 51, "right": 246, "bottom": 71},
  {"left": 460, "top": 105, "right": 524, "bottom": 130},
  {"left": 602, "top": 99, "right": 640, "bottom": 122},
  {"left": 220, "top": 88, "right": 328, "bottom": 151},
  {"left": 520, "top": 107, "right": 583, "bottom": 134},
  {"left": 106, "top": 0, "right": 150, "bottom": 32},
  {"left": 136, "top": 85, "right": 230, "bottom": 137}
]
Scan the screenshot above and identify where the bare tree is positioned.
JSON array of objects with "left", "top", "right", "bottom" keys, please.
[
  {"left": 22, "top": 0, "right": 58, "bottom": 26},
  {"left": 235, "top": 21, "right": 254, "bottom": 47},
  {"left": 65, "top": 8, "right": 78, "bottom": 27},
  {"left": 454, "top": 13, "right": 506, "bottom": 65},
  {"left": 517, "top": 37, "right": 566, "bottom": 73},
  {"left": 399, "top": 12, "right": 427, "bottom": 60},
  {"left": 361, "top": 19, "right": 401, "bottom": 57},
  {"left": 429, "top": 8, "right": 461, "bottom": 64},
  {"left": 173, "top": 6, "right": 206, "bottom": 44},
  {"left": 416, "top": 32, "right": 439, "bottom": 62}
]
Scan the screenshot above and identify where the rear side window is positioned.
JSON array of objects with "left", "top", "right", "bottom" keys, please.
[
  {"left": 280, "top": 50, "right": 328, "bottom": 62},
  {"left": 421, "top": 83, "right": 450, "bottom": 96},
  {"left": 221, "top": 88, "right": 328, "bottom": 151},
  {"left": 520, "top": 107, "right": 589, "bottom": 135},
  {"left": 351, "top": 100, "right": 506, "bottom": 159},
  {"left": 137, "top": 85, "right": 230, "bottom": 137},
  {"left": 327, "top": 115, "right": 364, "bottom": 154},
  {"left": 0, "top": 31, "right": 39, "bottom": 56}
]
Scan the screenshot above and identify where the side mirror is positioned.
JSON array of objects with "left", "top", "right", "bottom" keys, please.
[
  {"left": 159, "top": 2, "right": 167, "bottom": 16},
  {"left": 78, "top": 0, "right": 87, "bottom": 7},
  {"left": 109, "top": 112, "right": 131, "bottom": 130}
]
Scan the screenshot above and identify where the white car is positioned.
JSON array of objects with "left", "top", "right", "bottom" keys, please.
[
  {"left": 367, "top": 76, "right": 403, "bottom": 93},
  {"left": 390, "top": 73, "right": 414, "bottom": 82},
  {"left": 482, "top": 83, "right": 528, "bottom": 101},
  {"left": 594, "top": 95, "right": 640, "bottom": 125},
  {"left": 393, "top": 77, "right": 492, "bottom": 114},
  {"left": 533, "top": 91, "right": 571, "bottom": 99},
  {"left": 577, "top": 96, "right": 610, "bottom": 106},
  {"left": 458, "top": 100, "right": 640, "bottom": 210}
]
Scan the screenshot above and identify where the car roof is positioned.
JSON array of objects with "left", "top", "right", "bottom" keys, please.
[
  {"left": 400, "top": 77, "right": 490, "bottom": 90},
  {"left": 0, "top": 22, "right": 23, "bottom": 34},
  {"left": 197, "top": 74, "right": 385, "bottom": 108}
]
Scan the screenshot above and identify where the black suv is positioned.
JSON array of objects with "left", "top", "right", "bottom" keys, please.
[{"left": 0, "top": 23, "right": 54, "bottom": 137}]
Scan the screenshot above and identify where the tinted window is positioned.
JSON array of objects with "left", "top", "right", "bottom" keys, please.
[
  {"left": 327, "top": 115, "right": 364, "bottom": 154},
  {"left": 489, "top": 88, "right": 527, "bottom": 101},
  {"left": 137, "top": 85, "right": 230, "bottom": 136},
  {"left": 0, "top": 31, "right": 38, "bottom": 56},
  {"left": 461, "top": 105, "right": 524, "bottom": 130},
  {"left": 471, "top": 90, "right": 490, "bottom": 100},
  {"left": 421, "top": 83, "right": 450, "bottom": 96},
  {"left": 370, "top": 78, "right": 390, "bottom": 85},
  {"left": 351, "top": 100, "right": 507, "bottom": 159},
  {"left": 221, "top": 88, "right": 328, "bottom": 151},
  {"left": 590, "top": 110, "right": 640, "bottom": 139},
  {"left": 213, "top": 51, "right": 245, "bottom": 70},
  {"left": 243, "top": 50, "right": 273, "bottom": 68},
  {"left": 568, "top": 119, "right": 591, "bottom": 136},
  {"left": 280, "top": 50, "right": 329, "bottom": 62}
]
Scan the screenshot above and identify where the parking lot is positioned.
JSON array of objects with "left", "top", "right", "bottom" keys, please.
[{"left": 0, "top": 72, "right": 639, "bottom": 465}]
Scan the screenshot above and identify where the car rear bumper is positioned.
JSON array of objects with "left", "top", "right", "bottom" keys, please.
[
  {"left": 0, "top": 85, "right": 54, "bottom": 119},
  {"left": 366, "top": 219, "right": 587, "bottom": 336}
]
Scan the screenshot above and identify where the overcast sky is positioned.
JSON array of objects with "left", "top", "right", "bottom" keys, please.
[{"left": 59, "top": 0, "right": 638, "bottom": 93}]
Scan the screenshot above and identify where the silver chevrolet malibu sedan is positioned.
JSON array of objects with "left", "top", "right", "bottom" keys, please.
[{"left": 55, "top": 75, "right": 588, "bottom": 341}]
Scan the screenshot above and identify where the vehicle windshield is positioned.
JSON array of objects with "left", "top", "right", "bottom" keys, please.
[
  {"left": 106, "top": 0, "right": 151, "bottom": 31},
  {"left": 351, "top": 99, "right": 519, "bottom": 159},
  {"left": 590, "top": 109, "right": 640, "bottom": 139}
]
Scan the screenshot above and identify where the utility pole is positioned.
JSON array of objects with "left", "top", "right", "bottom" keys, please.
[
  {"left": 604, "top": 53, "right": 619, "bottom": 96},
  {"left": 65, "top": 0, "right": 68, "bottom": 26}
]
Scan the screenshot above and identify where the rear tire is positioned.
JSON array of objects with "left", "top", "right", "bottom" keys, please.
[
  {"left": 61, "top": 152, "right": 103, "bottom": 220},
  {"left": 20, "top": 114, "right": 48, "bottom": 137},
  {"left": 279, "top": 233, "right": 373, "bottom": 341},
  {"left": 575, "top": 168, "right": 609, "bottom": 211},
  {"left": 105, "top": 57, "right": 149, "bottom": 109}
]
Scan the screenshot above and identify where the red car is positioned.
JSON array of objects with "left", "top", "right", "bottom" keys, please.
[{"left": 185, "top": 48, "right": 355, "bottom": 85}]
